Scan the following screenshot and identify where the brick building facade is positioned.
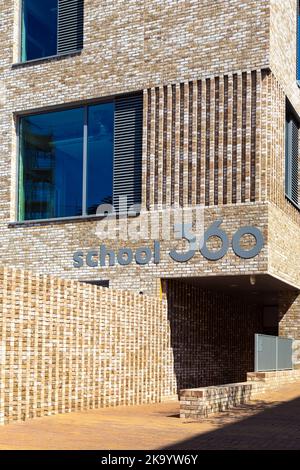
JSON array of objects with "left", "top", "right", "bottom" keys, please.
[{"left": 1, "top": 0, "right": 300, "bottom": 391}]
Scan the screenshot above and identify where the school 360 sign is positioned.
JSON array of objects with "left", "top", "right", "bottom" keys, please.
[{"left": 73, "top": 220, "right": 264, "bottom": 268}]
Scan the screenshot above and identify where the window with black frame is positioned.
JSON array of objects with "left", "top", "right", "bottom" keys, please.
[
  {"left": 18, "top": 94, "right": 143, "bottom": 221},
  {"left": 20, "top": 0, "right": 84, "bottom": 62}
]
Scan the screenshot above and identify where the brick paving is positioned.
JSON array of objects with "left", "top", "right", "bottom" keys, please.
[{"left": 0, "top": 383, "right": 300, "bottom": 450}]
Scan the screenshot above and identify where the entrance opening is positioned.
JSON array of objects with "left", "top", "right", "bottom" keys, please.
[{"left": 165, "top": 275, "right": 288, "bottom": 391}]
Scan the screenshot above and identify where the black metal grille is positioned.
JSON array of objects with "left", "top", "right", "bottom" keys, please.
[
  {"left": 113, "top": 93, "right": 143, "bottom": 214},
  {"left": 57, "top": 0, "right": 84, "bottom": 55},
  {"left": 286, "top": 109, "right": 299, "bottom": 206}
]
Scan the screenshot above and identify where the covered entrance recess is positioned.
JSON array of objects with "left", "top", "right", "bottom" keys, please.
[{"left": 165, "top": 275, "right": 297, "bottom": 391}]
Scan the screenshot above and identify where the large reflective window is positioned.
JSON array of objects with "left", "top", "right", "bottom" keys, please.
[
  {"left": 19, "top": 108, "right": 84, "bottom": 220},
  {"left": 87, "top": 103, "right": 114, "bottom": 215},
  {"left": 17, "top": 97, "right": 141, "bottom": 221},
  {"left": 21, "top": 0, "right": 58, "bottom": 61}
]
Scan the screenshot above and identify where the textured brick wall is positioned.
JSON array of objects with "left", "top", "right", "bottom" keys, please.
[
  {"left": 0, "top": 1, "right": 270, "bottom": 95},
  {"left": 180, "top": 370, "right": 300, "bottom": 419},
  {"left": 0, "top": 265, "right": 269, "bottom": 425},
  {"left": 270, "top": 0, "right": 300, "bottom": 114},
  {"left": 167, "top": 280, "right": 264, "bottom": 390},
  {"left": 0, "top": 0, "right": 300, "bottom": 298},
  {"left": 4, "top": 203, "right": 269, "bottom": 297},
  {"left": 144, "top": 71, "right": 265, "bottom": 209},
  {"left": 261, "top": 72, "right": 300, "bottom": 227},
  {"left": 269, "top": 203, "right": 300, "bottom": 288},
  {"left": 143, "top": 69, "right": 300, "bottom": 220},
  {"left": 1, "top": 64, "right": 299, "bottom": 296},
  {"left": 0, "top": 266, "right": 176, "bottom": 425},
  {"left": 0, "top": 0, "right": 299, "bottom": 426}
]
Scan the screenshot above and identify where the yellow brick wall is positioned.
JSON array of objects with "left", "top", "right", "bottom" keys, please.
[
  {"left": 0, "top": 264, "right": 271, "bottom": 425},
  {"left": 0, "top": 266, "right": 176, "bottom": 425}
]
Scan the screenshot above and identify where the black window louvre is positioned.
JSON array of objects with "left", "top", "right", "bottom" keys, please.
[
  {"left": 286, "top": 108, "right": 299, "bottom": 206},
  {"left": 57, "top": 0, "right": 84, "bottom": 55},
  {"left": 113, "top": 93, "right": 143, "bottom": 214},
  {"left": 297, "top": 0, "right": 300, "bottom": 81}
]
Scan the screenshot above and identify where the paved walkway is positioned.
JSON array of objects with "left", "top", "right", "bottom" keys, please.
[{"left": 1, "top": 383, "right": 300, "bottom": 450}]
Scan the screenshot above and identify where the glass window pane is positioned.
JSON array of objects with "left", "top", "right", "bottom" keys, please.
[
  {"left": 21, "top": 0, "right": 58, "bottom": 61},
  {"left": 19, "top": 108, "right": 84, "bottom": 221},
  {"left": 87, "top": 103, "right": 114, "bottom": 215}
]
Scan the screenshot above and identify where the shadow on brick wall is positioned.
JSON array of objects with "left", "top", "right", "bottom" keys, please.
[{"left": 166, "top": 279, "right": 264, "bottom": 391}]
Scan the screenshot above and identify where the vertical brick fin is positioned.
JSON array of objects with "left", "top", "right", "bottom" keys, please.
[
  {"left": 271, "top": 73, "right": 277, "bottom": 204},
  {"left": 179, "top": 83, "right": 185, "bottom": 207},
  {"left": 209, "top": 78, "right": 215, "bottom": 206},
  {"left": 183, "top": 83, "right": 189, "bottom": 207},
  {"left": 241, "top": 72, "right": 247, "bottom": 202},
  {"left": 164, "top": 85, "right": 172, "bottom": 207},
  {"left": 157, "top": 87, "right": 164, "bottom": 208},
  {"left": 113, "top": 93, "right": 143, "bottom": 213},
  {"left": 205, "top": 79, "right": 211, "bottom": 206},
  {"left": 255, "top": 72, "right": 262, "bottom": 202},
  {"left": 273, "top": 80, "right": 280, "bottom": 208},
  {"left": 245, "top": 72, "right": 252, "bottom": 203},
  {"left": 57, "top": 0, "right": 84, "bottom": 55},
  {"left": 277, "top": 81, "right": 285, "bottom": 210},
  {"left": 191, "top": 81, "right": 198, "bottom": 206},
  {"left": 218, "top": 77, "right": 224, "bottom": 206},
  {"left": 196, "top": 80, "right": 202, "bottom": 205},
  {"left": 223, "top": 76, "right": 229, "bottom": 204},
  {"left": 165, "top": 85, "right": 173, "bottom": 208},
  {"left": 250, "top": 71, "right": 257, "bottom": 202},
  {"left": 171, "top": 85, "right": 176, "bottom": 206},
  {"left": 162, "top": 86, "right": 168, "bottom": 206},
  {"left": 226, "top": 75, "right": 233, "bottom": 205},
  {"left": 232, "top": 74, "right": 238, "bottom": 204},
  {"left": 260, "top": 70, "right": 269, "bottom": 202},
  {"left": 214, "top": 77, "right": 220, "bottom": 205},
  {"left": 154, "top": 88, "right": 160, "bottom": 206},
  {"left": 236, "top": 73, "right": 242, "bottom": 204},
  {"left": 174, "top": 85, "right": 181, "bottom": 207},
  {"left": 268, "top": 73, "right": 273, "bottom": 206},
  {"left": 188, "top": 82, "right": 193, "bottom": 205}
]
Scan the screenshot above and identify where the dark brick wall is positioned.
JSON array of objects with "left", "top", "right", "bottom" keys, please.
[{"left": 167, "top": 280, "right": 264, "bottom": 390}]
